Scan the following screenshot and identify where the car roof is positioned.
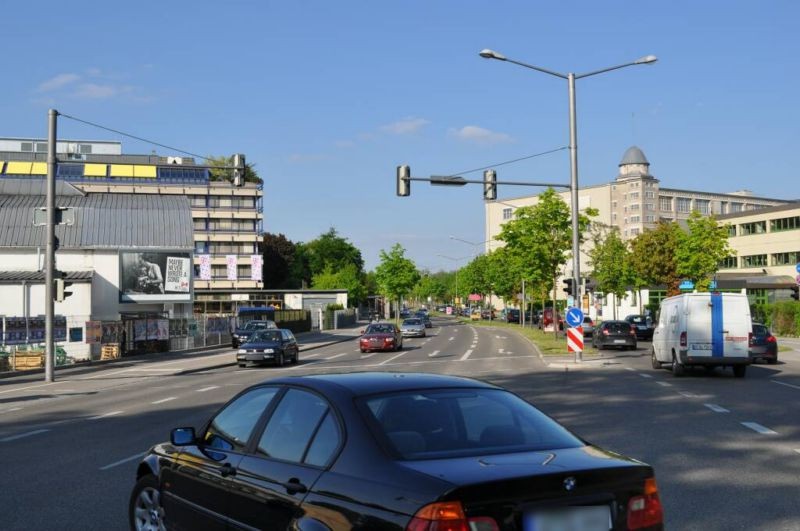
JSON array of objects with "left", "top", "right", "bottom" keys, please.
[{"left": 264, "top": 372, "right": 498, "bottom": 398}]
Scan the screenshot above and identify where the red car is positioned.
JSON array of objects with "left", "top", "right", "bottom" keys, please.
[{"left": 359, "top": 322, "right": 403, "bottom": 353}]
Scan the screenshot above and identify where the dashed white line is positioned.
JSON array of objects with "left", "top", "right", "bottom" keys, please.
[
  {"left": 772, "top": 380, "right": 800, "bottom": 391},
  {"left": 499, "top": 348, "right": 505, "bottom": 354},
  {"left": 360, "top": 353, "right": 377, "bottom": 359},
  {"left": 379, "top": 352, "right": 407, "bottom": 366},
  {"left": 678, "top": 392, "right": 697, "bottom": 398},
  {"left": 0, "top": 428, "right": 50, "bottom": 442},
  {"left": 152, "top": 397, "right": 177, "bottom": 405},
  {"left": 196, "top": 386, "right": 219, "bottom": 393},
  {"left": 639, "top": 374, "right": 653, "bottom": 379},
  {"left": 99, "top": 452, "right": 147, "bottom": 471},
  {"left": 741, "top": 422, "right": 778, "bottom": 435},
  {"left": 704, "top": 404, "right": 730, "bottom": 413},
  {"left": 1, "top": 407, "right": 23, "bottom": 414},
  {"left": 794, "top": 449, "right": 800, "bottom": 455},
  {"left": 428, "top": 350, "right": 440, "bottom": 358},
  {"left": 460, "top": 349, "right": 474, "bottom": 361},
  {"left": 449, "top": 337, "right": 455, "bottom": 341},
  {"left": 303, "top": 353, "right": 321, "bottom": 359},
  {"left": 325, "top": 353, "right": 348, "bottom": 361},
  {"left": 656, "top": 382, "right": 672, "bottom": 387},
  {"left": 624, "top": 367, "right": 637, "bottom": 372},
  {"left": 89, "top": 411, "right": 123, "bottom": 420}
]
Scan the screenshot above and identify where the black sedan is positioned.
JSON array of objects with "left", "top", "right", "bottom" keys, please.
[
  {"left": 749, "top": 323, "right": 778, "bottom": 364},
  {"left": 593, "top": 320, "right": 638, "bottom": 350},
  {"left": 236, "top": 329, "right": 298, "bottom": 367},
  {"left": 129, "top": 373, "right": 663, "bottom": 531}
]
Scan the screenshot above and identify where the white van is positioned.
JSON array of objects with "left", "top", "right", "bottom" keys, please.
[{"left": 651, "top": 293, "right": 752, "bottom": 377}]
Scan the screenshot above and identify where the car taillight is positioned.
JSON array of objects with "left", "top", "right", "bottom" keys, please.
[
  {"left": 385, "top": 337, "right": 394, "bottom": 343},
  {"left": 602, "top": 328, "right": 609, "bottom": 336},
  {"left": 406, "top": 502, "right": 498, "bottom": 531},
  {"left": 627, "top": 477, "right": 664, "bottom": 530},
  {"left": 680, "top": 331, "right": 687, "bottom": 347},
  {"left": 767, "top": 335, "right": 776, "bottom": 343},
  {"left": 630, "top": 325, "right": 637, "bottom": 336}
]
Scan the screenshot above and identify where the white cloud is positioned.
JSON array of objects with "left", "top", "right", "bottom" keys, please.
[
  {"left": 449, "top": 125, "right": 513, "bottom": 145},
  {"left": 72, "top": 83, "right": 132, "bottom": 99},
  {"left": 37, "top": 73, "right": 81, "bottom": 93},
  {"left": 380, "top": 116, "right": 430, "bottom": 135}
]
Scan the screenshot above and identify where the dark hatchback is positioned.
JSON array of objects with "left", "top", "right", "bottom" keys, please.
[
  {"left": 130, "top": 373, "right": 663, "bottom": 531},
  {"left": 506, "top": 308, "right": 520, "bottom": 323},
  {"left": 236, "top": 329, "right": 299, "bottom": 368},
  {"left": 593, "top": 320, "right": 638, "bottom": 350},
  {"left": 749, "top": 323, "right": 778, "bottom": 364},
  {"left": 231, "top": 320, "right": 278, "bottom": 348},
  {"left": 624, "top": 315, "right": 654, "bottom": 341}
]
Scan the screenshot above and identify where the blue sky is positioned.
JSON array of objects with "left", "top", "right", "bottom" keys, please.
[{"left": 4, "top": 1, "right": 799, "bottom": 270}]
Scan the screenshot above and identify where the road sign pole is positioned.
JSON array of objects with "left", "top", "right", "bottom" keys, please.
[{"left": 45, "top": 109, "right": 58, "bottom": 383}]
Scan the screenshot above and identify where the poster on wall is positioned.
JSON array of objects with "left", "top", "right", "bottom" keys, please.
[
  {"left": 134, "top": 320, "right": 148, "bottom": 341},
  {"left": 85, "top": 321, "right": 102, "bottom": 344},
  {"left": 251, "top": 254, "right": 263, "bottom": 281},
  {"left": 226, "top": 255, "right": 238, "bottom": 280},
  {"left": 156, "top": 319, "right": 170, "bottom": 341},
  {"left": 199, "top": 254, "right": 212, "bottom": 280},
  {"left": 119, "top": 250, "right": 193, "bottom": 303}
]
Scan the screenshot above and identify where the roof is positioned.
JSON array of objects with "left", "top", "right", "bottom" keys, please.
[
  {"left": 0, "top": 178, "right": 84, "bottom": 196},
  {"left": 0, "top": 270, "right": 93, "bottom": 284},
  {"left": 716, "top": 201, "right": 800, "bottom": 220},
  {"left": 0, "top": 187, "right": 193, "bottom": 250},
  {"left": 619, "top": 146, "right": 649, "bottom": 166},
  {"left": 268, "top": 372, "right": 498, "bottom": 397}
]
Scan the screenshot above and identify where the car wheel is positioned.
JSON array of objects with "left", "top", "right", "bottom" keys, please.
[
  {"left": 276, "top": 353, "right": 285, "bottom": 367},
  {"left": 237, "top": 362, "right": 246, "bottom": 368},
  {"left": 733, "top": 365, "right": 747, "bottom": 378},
  {"left": 292, "top": 350, "right": 299, "bottom": 364},
  {"left": 767, "top": 357, "right": 778, "bottom": 365},
  {"left": 129, "top": 475, "right": 166, "bottom": 531},
  {"left": 671, "top": 353, "right": 685, "bottom": 377},
  {"left": 360, "top": 349, "right": 366, "bottom": 353},
  {"left": 651, "top": 348, "right": 661, "bottom": 369}
]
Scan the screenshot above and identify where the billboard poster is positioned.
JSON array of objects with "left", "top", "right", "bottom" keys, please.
[
  {"left": 251, "top": 254, "right": 263, "bottom": 282},
  {"left": 85, "top": 321, "right": 102, "bottom": 344},
  {"left": 134, "top": 320, "right": 147, "bottom": 341},
  {"left": 199, "top": 254, "right": 212, "bottom": 280},
  {"left": 120, "top": 250, "right": 193, "bottom": 303},
  {"left": 226, "top": 255, "right": 238, "bottom": 280}
]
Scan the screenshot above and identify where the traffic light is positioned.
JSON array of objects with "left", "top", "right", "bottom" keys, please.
[
  {"left": 792, "top": 286, "right": 799, "bottom": 301},
  {"left": 562, "top": 278, "right": 574, "bottom": 296},
  {"left": 483, "top": 169, "right": 497, "bottom": 200},
  {"left": 54, "top": 278, "right": 73, "bottom": 302},
  {"left": 233, "top": 153, "right": 245, "bottom": 186},
  {"left": 396, "top": 165, "right": 410, "bottom": 197}
]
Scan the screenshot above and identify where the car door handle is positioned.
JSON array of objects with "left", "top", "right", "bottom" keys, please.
[
  {"left": 281, "top": 478, "right": 308, "bottom": 495},
  {"left": 219, "top": 463, "right": 236, "bottom": 478}
]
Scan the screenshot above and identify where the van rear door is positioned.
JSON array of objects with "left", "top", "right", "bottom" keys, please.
[
  {"left": 686, "top": 295, "right": 713, "bottom": 359},
  {"left": 717, "top": 294, "right": 750, "bottom": 359}
]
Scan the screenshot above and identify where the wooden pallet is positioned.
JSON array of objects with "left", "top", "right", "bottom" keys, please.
[
  {"left": 12, "top": 352, "right": 44, "bottom": 370},
  {"left": 101, "top": 344, "right": 120, "bottom": 360}
]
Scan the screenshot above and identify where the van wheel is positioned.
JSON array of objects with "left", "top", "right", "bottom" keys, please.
[
  {"left": 733, "top": 365, "right": 747, "bottom": 378},
  {"left": 671, "top": 353, "right": 685, "bottom": 377},
  {"left": 651, "top": 348, "right": 661, "bottom": 370}
]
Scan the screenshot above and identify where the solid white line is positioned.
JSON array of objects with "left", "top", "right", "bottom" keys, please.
[
  {"left": 704, "top": 403, "right": 730, "bottom": 413},
  {"left": 0, "top": 381, "right": 66, "bottom": 395},
  {"left": 794, "top": 449, "right": 800, "bottom": 455},
  {"left": 379, "top": 352, "right": 407, "bottom": 366},
  {"left": 741, "top": 422, "right": 778, "bottom": 435},
  {"left": 99, "top": 451, "right": 147, "bottom": 471},
  {"left": 772, "top": 380, "right": 800, "bottom": 391},
  {"left": 325, "top": 353, "right": 348, "bottom": 361},
  {"left": 132, "top": 368, "right": 178, "bottom": 372},
  {"left": 656, "top": 381, "right": 672, "bottom": 387},
  {"left": 639, "top": 374, "right": 653, "bottom": 379},
  {"left": 303, "top": 353, "right": 321, "bottom": 359},
  {"left": 0, "top": 428, "right": 51, "bottom": 442},
  {"left": 152, "top": 397, "right": 177, "bottom": 404},
  {"left": 460, "top": 349, "right": 474, "bottom": 361},
  {"left": 678, "top": 392, "right": 697, "bottom": 398},
  {"left": 196, "top": 386, "right": 219, "bottom": 393},
  {"left": 428, "top": 350, "right": 440, "bottom": 358},
  {"left": 1, "top": 407, "right": 23, "bottom": 414},
  {"left": 89, "top": 411, "right": 123, "bottom": 420}
]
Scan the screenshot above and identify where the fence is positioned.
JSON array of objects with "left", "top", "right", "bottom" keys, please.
[
  {"left": 0, "top": 314, "right": 92, "bottom": 372},
  {"left": 328, "top": 308, "right": 357, "bottom": 330}
]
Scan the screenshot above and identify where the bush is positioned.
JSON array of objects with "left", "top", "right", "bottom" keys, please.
[
  {"left": 753, "top": 301, "right": 800, "bottom": 336},
  {"left": 326, "top": 303, "right": 345, "bottom": 311}
]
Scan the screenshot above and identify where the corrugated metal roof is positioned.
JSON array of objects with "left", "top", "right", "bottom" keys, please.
[
  {"left": 0, "top": 270, "right": 93, "bottom": 283},
  {"left": 0, "top": 178, "right": 84, "bottom": 196},
  {"left": 0, "top": 193, "right": 193, "bottom": 250}
]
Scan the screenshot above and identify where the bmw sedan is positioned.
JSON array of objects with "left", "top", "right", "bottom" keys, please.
[
  {"left": 236, "top": 329, "right": 298, "bottom": 368},
  {"left": 129, "top": 373, "right": 663, "bottom": 531},
  {"left": 401, "top": 318, "right": 426, "bottom": 337}
]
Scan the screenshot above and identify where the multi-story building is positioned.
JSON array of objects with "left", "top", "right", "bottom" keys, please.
[{"left": 0, "top": 138, "right": 265, "bottom": 314}]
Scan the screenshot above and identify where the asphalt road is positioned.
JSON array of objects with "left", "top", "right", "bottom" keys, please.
[{"left": 1, "top": 317, "right": 799, "bottom": 530}]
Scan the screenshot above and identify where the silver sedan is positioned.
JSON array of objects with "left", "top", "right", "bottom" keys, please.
[{"left": 400, "top": 318, "right": 426, "bottom": 337}]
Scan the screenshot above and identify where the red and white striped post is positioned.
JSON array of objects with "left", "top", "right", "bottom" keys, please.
[{"left": 567, "top": 326, "right": 584, "bottom": 357}]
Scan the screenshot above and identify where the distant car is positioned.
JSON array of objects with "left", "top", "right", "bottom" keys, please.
[
  {"left": 129, "top": 373, "right": 664, "bottom": 531},
  {"left": 231, "top": 319, "right": 277, "bottom": 348},
  {"left": 481, "top": 308, "right": 494, "bottom": 320},
  {"left": 470, "top": 309, "right": 482, "bottom": 321},
  {"left": 401, "top": 318, "right": 426, "bottom": 338},
  {"left": 749, "top": 323, "right": 778, "bottom": 364},
  {"left": 624, "top": 314, "right": 655, "bottom": 340},
  {"left": 593, "top": 320, "right": 637, "bottom": 350},
  {"left": 506, "top": 308, "right": 520, "bottom": 323},
  {"left": 415, "top": 312, "right": 433, "bottom": 328},
  {"left": 359, "top": 322, "right": 403, "bottom": 352},
  {"left": 582, "top": 316, "right": 595, "bottom": 337},
  {"left": 236, "top": 329, "right": 298, "bottom": 367}
]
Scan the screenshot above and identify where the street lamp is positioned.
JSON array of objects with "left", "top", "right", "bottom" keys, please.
[{"left": 479, "top": 49, "right": 657, "bottom": 332}]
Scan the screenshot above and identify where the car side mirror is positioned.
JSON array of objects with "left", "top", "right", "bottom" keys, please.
[{"left": 171, "top": 427, "right": 197, "bottom": 446}]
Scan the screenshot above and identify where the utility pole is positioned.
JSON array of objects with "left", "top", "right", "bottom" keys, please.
[{"left": 45, "top": 109, "right": 58, "bottom": 382}]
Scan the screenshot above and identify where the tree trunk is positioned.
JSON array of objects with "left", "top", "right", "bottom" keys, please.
[
  {"left": 638, "top": 287, "right": 643, "bottom": 314},
  {"left": 552, "top": 274, "right": 558, "bottom": 338},
  {"left": 612, "top": 293, "right": 617, "bottom": 320}
]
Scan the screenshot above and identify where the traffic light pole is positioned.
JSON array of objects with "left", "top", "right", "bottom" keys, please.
[{"left": 45, "top": 109, "right": 58, "bottom": 383}]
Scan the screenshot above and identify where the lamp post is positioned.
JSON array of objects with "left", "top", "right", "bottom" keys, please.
[{"left": 479, "top": 49, "right": 657, "bottom": 348}]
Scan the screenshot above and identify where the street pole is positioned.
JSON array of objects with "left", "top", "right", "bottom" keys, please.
[
  {"left": 567, "top": 74, "right": 582, "bottom": 362},
  {"left": 45, "top": 109, "right": 58, "bottom": 382}
]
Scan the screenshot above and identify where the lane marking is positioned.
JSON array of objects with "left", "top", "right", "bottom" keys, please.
[
  {"left": 794, "top": 449, "right": 800, "bottom": 455},
  {"left": 303, "top": 353, "right": 321, "bottom": 359},
  {"left": 704, "top": 403, "right": 730, "bottom": 413},
  {"left": 741, "top": 422, "right": 778, "bottom": 435},
  {"left": 428, "top": 350, "right": 440, "bottom": 358},
  {"left": 460, "top": 349, "right": 474, "bottom": 361},
  {"left": 656, "top": 382, "right": 672, "bottom": 387},
  {"left": 639, "top": 374, "right": 653, "bottom": 379},
  {"left": 196, "top": 386, "right": 219, "bottom": 393},
  {"left": 99, "top": 451, "right": 147, "bottom": 471},
  {"left": 0, "top": 381, "right": 66, "bottom": 395},
  {"left": 152, "top": 397, "right": 177, "bottom": 405},
  {"left": 772, "top": 380, "right": 800, "bottom": 391},
  {"left": 324, "top": 353, "right": 348, "bottom": 361},
  {"left": 360, "top": 352, "right": 377, "bottom": 359},
  {"left": 499, "top": 348, "right": 505, "bottom": 354},
  {"left": 1, "top": 407, "right": 23, "bottom": 414},
  {"left": 624, "top": 367, "right": 636, "bottom": 372},
  {"left": 89, "top": 411, "right": 123, "bottom": 420},
  {"left": 678, "top": 392, "right": 697, "bottom": 398},
  {"left": 0, "top": 428, "right": 50, "bottom": 442},
  {"left": 449, "top": 337, "right": 455, "bottom": 341},
  {"left": 379, "top": 352, "right": 407, "bottom": 366}
]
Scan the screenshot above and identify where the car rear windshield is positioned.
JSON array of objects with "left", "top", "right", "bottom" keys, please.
[
  {"left": 752, "top": 324, "right": 768, "bottom": 336},
  {"left": 367, "top": 324, "right": 395, "bottom": 334},
  {"left": 403, "top": 319, "right": 422, "bottom": 325},
  {"left": 361, "top": 388, "right": 583, "bottom": 460},
  {"left": 251, "top": 330, "right": 281, "bottom": 342},
  {"left": 604, "top": 322, "right": 632, "bottom": 334},
  {"left": 627, "top": 316, "right": 648, "bottom": 324}
]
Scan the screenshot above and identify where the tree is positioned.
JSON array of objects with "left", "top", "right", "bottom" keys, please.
[
  {"left": 589, "top": 228, "right": 634, "bottom": 320},
  {"left": 303, "top": 228, "right": 365, "bottom": 279},
  {"left": 459, "top": 254, "right": 493, "bottom": 299},
  {"left": 486, "top": 248, "right": 520, "bottom": 305},
  {"left": 629, "top": 221, "right": 683, "bottom": 297},
  {"left": 260, "top": 233, "right": 300, "bottom": 289},
  {"left": 374, "top": 244, "right": 421, "bottom": 322},
  {"left": 676, "top": 211, "right": 734, "bottom": 292},
  {"left": 311, "top": 263, "right": 366, "bottom": 305},
  {"left": 414, "top": 274, "right": 447, "bottom": 305},
  {"left": 205, "top": 154, "right": 262, "bottom": 184}
]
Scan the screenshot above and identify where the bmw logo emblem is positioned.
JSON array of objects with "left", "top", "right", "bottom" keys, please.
[{"left": 563, "top": 477, "right": 577, "bottom": 491}]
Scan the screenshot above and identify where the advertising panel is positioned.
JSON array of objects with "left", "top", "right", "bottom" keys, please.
[
  {"left": 85, "top": 321, "right": 102, "bottom": 344},
  {"left": 226, "top": 255, "right": 238, "bottom": 280},
  {"left": 199, "top": 254, "right": 212, "bottom": 280},
  {"left": 120, "top": 250, "right": 193, "bottom": 303},
  {"left": 251, "top": 254, "right": 263, "bottom": 282}
]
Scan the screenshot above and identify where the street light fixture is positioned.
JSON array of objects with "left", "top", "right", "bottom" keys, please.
[{"left": 479, "top": 48, "right": 656, "bottom": 361}]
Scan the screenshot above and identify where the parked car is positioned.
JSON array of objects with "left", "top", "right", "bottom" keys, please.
[
  {"left": 749, "top": 323, "right": 778, "bottom": 364},
  {"left": 481, "top": 308, "right": 494, "bottom": 320},
  {"left": 236, "top": 329, "right": 298, "bottom": 367},
  {"left": 400, "top": 318, "right": 426, "bottom": 338},
  {"left": 593, "top": 320, "right": 638, "bottom": 350},
  {"left": 582, "top": 316, "right": 595, "bottom": 337},
  {"left": 129, "top": 373, "right": 664, "bottom": 531},
  {"left": 506, "top": 308, "right": 520, "bottom": 323},
  {"left": 359, "top": 322, "right": 403, "bottom": 352},
  {"left": 399, "top": 308, "right": 411, "bottom": 318},
  {"left": 470, "top": 309, "right": 482, "bottom": 321},
  {"left": 231, "top": 319, "right": 277, "bottom": 348},
  {"left": 540, "top": 308, "right": 564, "bottom": 331},
  {"left": 625, "top": 314, "right": 655, "bottom": 340}
]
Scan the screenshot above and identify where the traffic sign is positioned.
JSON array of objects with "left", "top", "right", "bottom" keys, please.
[
  {"left": 796, "top": 263, "right": 800, "bottom": 274},
  {"left": 567, "top": 326, "right": 584, "bottom": 353},
  {"left": 565, "top": 307, "right": 584, "bottom": 328},
  {"left": 709, "top": 281, "right": 717, "bottom": 290},
  {"left": 679, "top": 280, "right": 694, "bottom": 291},
  {"left": 796, "top": 274, "right": 800, "bottom": 285}
]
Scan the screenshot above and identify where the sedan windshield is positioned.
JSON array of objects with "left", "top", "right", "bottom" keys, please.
[
  {"left": 362, "top": 388, "right": 582, "bottom": 459},
  {"left": 251, "top": 330, "right": 281, "bottom": 342}
]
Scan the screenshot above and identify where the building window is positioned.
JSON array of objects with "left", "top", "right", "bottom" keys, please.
[
  {"left": 194, "top": 241, "right": 209, "bottom": 254},
  {"left": 748, "top": 288, "right": 768, "bottom": 306},
  {"left": 21, "top": 142, "right": 33, "bottom": 152},
  {"left": 35, "top": 142, "right": 48, "bottom": 152},
  {"left": 630, "top": 192, "right": 640, "bottom": 200},
  {"left": 645, "top": 215, "right": 655, "bottom": 222},
  {"left": 741, "top": 254, "right": 768, "bottom": 268},
  {"left": 676, "top": 198, "right": 691, "bottom": 213},
  {"left": 727, "top": 225, "right": 737, "bottom": 237},
  {"left": 624, "top": 218, "right": 628, "bottom": 225},
  {"left": 630, "top": 215, "right": 641, "bottom": 223},
  {"left": 502, "top": 207, "right": 513, "bottom": 220},
  {"left": 645, "top": 203, "right": 655, "bottom": 211},
  {"left": 660, "top": 197, "right": 672, "bottom": 211},
  {"left": 612, "top": 201, "right": 617, "bottom": 208},
  {"left": 731, "top": 202, "right": 743, "bottom": 213},
  {"left": 739, "top": 221, "right": 767, "bottom": 235},
  {"left": 612, "top": 213, "right": 618, "bottom": 222},
  {"left": 630, "top": 203, "right": 640, "bottom": 211},
  {"left": 694, "top": 199, "right": 710, "bottom": 215},
  {"left": 645, "top": 191, "right": 655, "bottom": 199},
  {"left": 79, "top": 144, "right": 92, "bottom": 154},
  {"left": 771, "top": 215, "right": 800, "bottom": 232},
  {"left": 719, "top": 256, "right": 738, "bottom": 269},
  {"left": 772, "top": 251, "right": 800, "bottom": 266},
  {"left": 630, "top": 228, "right": 640, "bottom": 236},
  {"left": 190, "top": 196, "right": 208, "bottom": 207},
  {"left": 193, "top": 219, "right": 208, "bottom": 230}
]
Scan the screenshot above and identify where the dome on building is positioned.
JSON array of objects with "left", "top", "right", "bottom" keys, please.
[{"left": 619, "top": 146, "right": 649, "bottom": 166}]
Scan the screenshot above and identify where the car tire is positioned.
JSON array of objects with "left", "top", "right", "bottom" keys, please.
[
  {"left": 733, "top": 365, "right": 747, "bottom": 378},
  {"left": 360, "top": 349, "right": 366, "bottom": 353},
  {"left": 767, "top": 358, "right": 778, "bottom": 365},
  {"left": 129, "top": 474, "right": 166, "bottom": 531},
  {"left": 276, "top": 353, "right": 285, "bottom": 367},
  {"left": 238, "top": 363, "right": 246, "bottom": 368},
  {"left": 651, "top": 349, "right": 661, "bottom": 369},
  {"left": 671, "top": 353, "right": 685, "bottom": 377},
  {"left": 292, "top": 350, "right": 299, "bottom": 364}
]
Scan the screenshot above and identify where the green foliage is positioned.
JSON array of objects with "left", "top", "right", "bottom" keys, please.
[
  {"left": 486, "top": 248, "right": 520, "bottom": 303},
  {"left": 589, "top": 227, "right": 633, "bottom": 318},
  {"left": 304, "top": 228, "right": 365, "bottom": 278},
  {"left": 325, "top": 303, "right": 345, "bottom": 311},
  {"left": 374, "top": 244, "right": 421, "bottom": 318},
  {"left": 755, "top": 301, "right": 800, "bottom": 336},
  {"left": 676, "top": 212, "right": 733, "bottom": 291},
  {"left": 261, "top": 233, "right": 300, "bottom": 289},
  {"left": 629, "top": 221, "right": 683, "bottom": 296},
  {"left": 311, "top": 263, "right": 366, "bottom": 305},
  {"left": 459, "top": 254, "right": 493, "bottom": 297},
  {"left": 414, "top": 274, "right": 447, "bottom": 304},
  {"left": 205, "top": 154, "right": 262, "bottom": 184}
]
